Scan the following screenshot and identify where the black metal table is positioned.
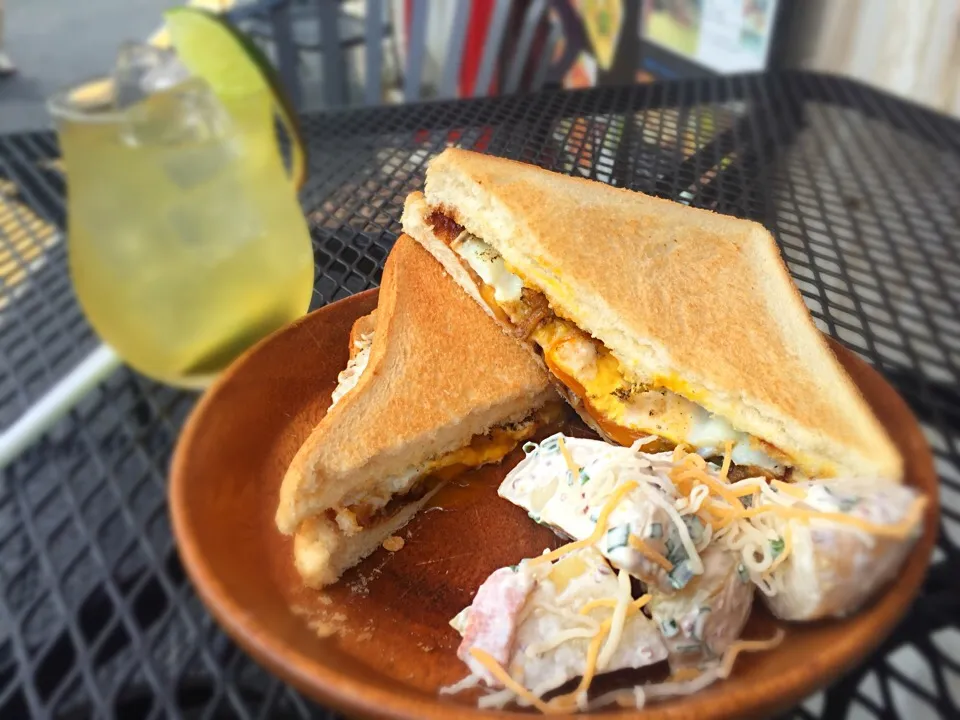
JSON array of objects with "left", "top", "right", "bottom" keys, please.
[{"left": 0, "top": 72, "right": 958, "bottom": 719}]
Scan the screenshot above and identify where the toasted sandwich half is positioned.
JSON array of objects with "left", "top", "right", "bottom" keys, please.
[
  {"left": 401, "top": 148, "right": 902, "bottom": 483},
  {"left": 276, "top": 235, "right": 562, "bottom": 587}
]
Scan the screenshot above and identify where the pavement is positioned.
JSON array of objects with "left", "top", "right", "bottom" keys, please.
[{"left": 0, "top": 0, "right": 181, "bottom": 134}]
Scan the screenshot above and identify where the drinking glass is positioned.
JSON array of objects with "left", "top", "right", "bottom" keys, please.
[{"left": 49, "top": 51, "right": 314, "bottom": 388}]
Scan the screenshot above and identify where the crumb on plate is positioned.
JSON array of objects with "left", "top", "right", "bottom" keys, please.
[{"left": 382, "top": 535, "right": 405, "bottom": 552}]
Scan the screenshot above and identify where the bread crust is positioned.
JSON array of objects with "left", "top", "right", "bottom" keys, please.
[
  {"left": 276, "top": 235, "right": 556, "bottom": 534},
  {"left": 421, "top": 148, "right": 902, "bottom": 481}
]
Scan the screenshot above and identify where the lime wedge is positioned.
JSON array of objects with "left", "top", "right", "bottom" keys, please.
[
  {"left": 164, "top": 7, "right": 306, "bottom": 188},
  {"left": 69, "top": 78, "right": 116, "bottom": 108}
]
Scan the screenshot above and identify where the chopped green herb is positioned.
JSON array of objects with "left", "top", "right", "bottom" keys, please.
[
  {"left": 771, "top": 537, "right": 785, "bottom": 557},
  {"left": 839, "top": 498, "right": 859, "bottom": 512},
  {"left": 578, "top": 468, "right": 590, "bottom": 485},
  {"left": 664, "top": 538, "right": 679, "bottom": 563},
  {"left": 737, "top": 563, "right": 750, "bottom": 583},
  {"left": 822, "top": 485, "right": 857, "bottom": 510},
  {"left": 522, "top": 441, "right": 538, "bottom": 455},
  {"left": 668, "top": 560, "right": 695, "bottom": 588},
  {"left": 541, "top": 436, "right": 560, "bottom": 453},
  {"left": 509, "top": 564, "right": 519, "bottom": 572},
  {"left": 692, "top": 607, "right": 711, "bottom": 640},
  {"left": 660, "top": 619, "right": 679, "bottom": 638},
  {"left": 684, "top": 515, "right": 704, "bottom": 542},
  {"left": 606, "top": 524, "right": 631, "bottom": 551}
]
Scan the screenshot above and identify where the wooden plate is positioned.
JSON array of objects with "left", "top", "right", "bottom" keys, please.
[{"left": 170, "top": 289, "right": 939, "bottom": 720}]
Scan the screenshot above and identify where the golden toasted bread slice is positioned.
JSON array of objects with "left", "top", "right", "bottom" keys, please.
[
  {"left": 276, "top": 235, "right": 558, "bottom": 586},
  {"left": 408, "top": 148, "right": 900, "bottom": 482}
]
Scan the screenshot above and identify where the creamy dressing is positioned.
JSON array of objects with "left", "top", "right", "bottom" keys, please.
[
  {"left": 759, "top": 479, "right": 922, "bottom": 621},
  {"left": 499, "top": 434, "right": 705, "bottom": 592},
  {"left": 449, "top": 434, "right": 918, "bottom": 710},
  {"left": 450, "top": 547, "right": 668, "bottom": 696},
  {"left": 648, "top": 545, "right": 753, "bottom": 669}
]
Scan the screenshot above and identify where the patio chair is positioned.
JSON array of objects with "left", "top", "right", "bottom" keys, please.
[{"left": 228, "top": 0, "right": 563, "bottom": 110}]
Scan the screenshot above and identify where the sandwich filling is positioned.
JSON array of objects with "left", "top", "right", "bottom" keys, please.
[
  {"left": 427, "top": 213, "right": 788, "bottom": 479},
  {"left": 329, "top": 327, "right": 376, "bottom": 410},
  {"left": 330, "top": 401, "right": 566, "bottom": 535}
]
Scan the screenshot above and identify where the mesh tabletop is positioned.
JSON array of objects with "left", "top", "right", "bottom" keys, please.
[{"left": 0, "top": 71, "right": 958, "bottom": 719}]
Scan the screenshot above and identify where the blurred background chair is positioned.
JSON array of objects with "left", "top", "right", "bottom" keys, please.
[{"left": 227, "top": 0, "right": 565, "bottom": 110}]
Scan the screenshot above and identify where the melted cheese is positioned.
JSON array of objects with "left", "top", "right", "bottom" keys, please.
[
  {"left": 451, "top": 235, "right": 789, "bottom": 473},
  {"left": 536, "top": 318, "right": 784, "bottom": 472},
  {"left": 427, "top": 425, "right": 531, "bottom": 480},
  {"left": 336, "top": 418, "right": 543, "bottom": 527}
]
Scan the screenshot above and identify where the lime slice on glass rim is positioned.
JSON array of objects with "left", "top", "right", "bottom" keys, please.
[{"left": 164, "top": 7, "right": 307, "bottom": 189}]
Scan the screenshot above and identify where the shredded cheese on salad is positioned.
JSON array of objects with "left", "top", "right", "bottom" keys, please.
[{"left": 446, "top": 432, "right": 925, "bottom": 712}]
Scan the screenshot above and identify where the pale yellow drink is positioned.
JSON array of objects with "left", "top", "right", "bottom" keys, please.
[{"left": 51, "top": 80, "right": 314, "bottom": 387}]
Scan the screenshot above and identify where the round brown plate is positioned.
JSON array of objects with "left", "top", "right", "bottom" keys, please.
[{"left": 170, "top": 289, "right": 939, "bottom": 720}]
